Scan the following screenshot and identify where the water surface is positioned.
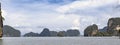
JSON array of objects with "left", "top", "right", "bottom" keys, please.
[{"left": 0, "top": 37, "right": 120, "bottom": 45}]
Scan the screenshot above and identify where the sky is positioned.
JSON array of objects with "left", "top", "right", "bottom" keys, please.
[{"left": 1, "top": 0, "right": 120, "bottom": 35}]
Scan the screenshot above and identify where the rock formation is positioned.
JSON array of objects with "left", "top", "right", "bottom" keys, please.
[
  {"left": 50, "top": 31, "right": 57, "bottom": 36},
  {"left": 3, "top": 25, "right": 21, "bottom": 37},
  {"left": 107, "top": 17, "right": 120, "bottom": 36},
  {"left": 84, "top": 24, "right": 98, "bottom": 36},
  {"left": 39, "top": 28, "right": 50, "bottom": 36},
  {"left": 57, "top": 31, "right": 66, "bottom": 37},
  {"left": 99, "top": 26, "right": 108, "bottom": 32},
  {"left": 23, "top": 32, "right": 39, "bottom": 37},
  {"left": 66, "top": 29, "right": 80, "bottom": 36}
]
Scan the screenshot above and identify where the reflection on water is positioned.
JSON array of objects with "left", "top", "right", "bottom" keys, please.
[{"left": 0, "top": 37, "right": 119, "bottom": 45}]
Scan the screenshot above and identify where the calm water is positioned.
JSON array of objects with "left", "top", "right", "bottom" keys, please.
[{"left": 0, "top": 37, "right": 120, "bottom": 45}]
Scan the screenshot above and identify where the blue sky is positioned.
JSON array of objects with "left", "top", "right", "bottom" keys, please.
[{"left": 1, "top": 0, "right": 120, "bottom": 35}]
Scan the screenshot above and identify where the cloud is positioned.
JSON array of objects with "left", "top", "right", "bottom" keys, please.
[
  {"left": 71, "top": 18, "right": 80, "bottom": 29},
  {"left": 56, "top": 0, "right": 118, "bottom": 13},
  {"left": 55, "top": 0, "right": 120, "bottom": 35},
  {"left": 2, "top": 0, "right": 81, "bottom": 34},
  {"left": 2, "top": 0, "right": 120, "bottom": 35}
]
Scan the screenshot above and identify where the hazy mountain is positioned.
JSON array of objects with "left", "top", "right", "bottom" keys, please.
[
  {"left": 66, "top": 29, "right": 80, "bottom": 36},
  {"left": 23, "top": 32, "right": 39, "bottom": 37},
  {"left": 50, "top": 31, "right": 58, "bottom": 36},
  {"left": 3, "top": 25, "right": 21, "bottom": 37},
  {"left": 99, "top": 26, "right": 108, "bottom": 32},
  {"left": 39, "top": 28, "right": 51, "bottom": 36}
]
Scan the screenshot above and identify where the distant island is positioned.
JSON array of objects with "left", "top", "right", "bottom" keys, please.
[
  {"left": 2, "top": 17, "right": 120, "bottom": 37},
  {"left": 84, "top": 17, "right": 120, "bottom": 36},
  {"left": 3, "top": 25, "right": 21, "bottom": 37},
  {"left": 24, "top": 28, "right": 80, "bottom": 37}
]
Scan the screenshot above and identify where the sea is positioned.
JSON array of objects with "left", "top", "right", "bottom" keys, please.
[{"left": 0, "top": 37, "right": 120, "bottom": 45}]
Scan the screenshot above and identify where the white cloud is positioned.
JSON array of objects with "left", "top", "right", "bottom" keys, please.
[
  {"left": 71, "top": 18, "right": 80, "bottom": 29},
  {"left": 2, "top": 6, "right": 82, "bottom": 34},
  {"left": 2, "top": 0, "right": 120, "bottom": 35},
  {"left": 56, "top": 0, "right": 118, "bottom": 13}
]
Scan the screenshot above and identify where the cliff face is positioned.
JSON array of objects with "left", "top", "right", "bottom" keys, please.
[
  {"left": 107, "top": 18, "right": 120, "bottom": 36},
  {"left": 3, "top": 25, "right": 21, "bottom": 37},
  {"left": 84, "top": 24, "right": 98, "bottom": 36}
]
